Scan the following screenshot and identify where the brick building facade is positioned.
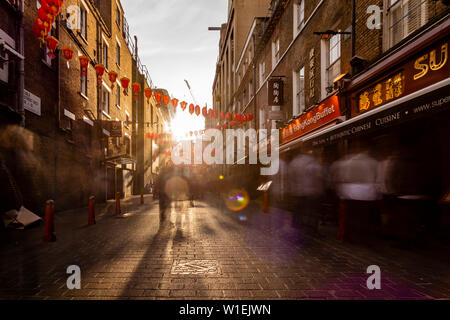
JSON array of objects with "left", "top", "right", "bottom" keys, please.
[{"left": 0, "top": 0, "right": 163, "bottom": 215}]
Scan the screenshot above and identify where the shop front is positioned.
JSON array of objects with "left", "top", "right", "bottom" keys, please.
[{"left": 302, "top": 30, "right": 450, "bottom": 241}]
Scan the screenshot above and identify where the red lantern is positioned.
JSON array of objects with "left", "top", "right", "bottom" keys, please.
[
  {"left": 95, "top": 64, "right": 105, "bottom": 86},
  {"left": 163, "top": 95, "right": 170, "bottom": 105},
  {"left": 132, "top": 83, "right": 141, "bottom": 100},
  {"left": 216, "top": 125, "right": 221, "bottom": 130},
  {"left": 202, "top": 107, "right": 208, "bottom": 117},
  {"left": 226, "top": 112, "right": 231, "bottom": 121},
  {"left": 37, "top": 7, "right": 54, "bottom": 24},
  {"left": 62, "top": 46, "right": 74, "bottom": 60},
  {"left": 144, "top": 88, "right": 152, "bottom": 103},
  {"left": 180, "top": 101, "right": 187, "bottom": 111},
  {"left": 46, "top": 36, "right": 59, "bottom": 59},
  {"left": 33, "top": 18, "right": 50, "bottom": 44},
  {"left": 172, "top": 98, "right": 179, "bottom": 108},
  {"left": 230, "top": 121, "right": 236, "bottom": 127},
  {"left": 232, "top": 113, "right": 237, "bottom": 121},
  {"left": 120, "top": 77, "right": 130, "bottom": 95},
  {"left": 189, "top": 104, "right": 195, "bottom": 114},
  {"left": 222, "top": 123, "right": 228, "bottom": 129},
  {"left": 108, "top": 71, "right": 118, "bottom": 88},
  {"left": 220, "top": 111, "right": 225, "bottom": 120},
  {"left": 195, "top": 105, "right": 201, "bottom": 116},
  {"left": 214, "top": 110, "right": 218, "bottom": 119},
  {"left": 145, "top": 133, "right": 151, "bottom": 139},
  {"left": 154, "top": 93, "right": 162, "bottom": 103},
  {"left": 79, "top": 55, "right": 90, "bottom": 76}
]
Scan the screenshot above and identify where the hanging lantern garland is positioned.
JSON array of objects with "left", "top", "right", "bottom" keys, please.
[
  {"left": 132, "top": 83, "right": 141, "bottom": 100},
  {"left": 79, "top": 55, "right": 90, "bottom": 76},
  {"left": 163, "top": 95, "right": 170, "bottom": 105},
  {"left": 62, "top": 46, "right": 74, "bottom": 61},
  {"left": 94, "top": 64, "right": 105, "bottom": 86},
  {"left": 108, "top": 71, "right": 118, "bottom": 88},
  {"left": 45, "top": 36, "right": 59, "bottom": 59},
  {"left": 144, "top": 88, "right": 153, "bottom": 103},
  {"left": 32, "top": 0, "right": 64, "bottom": 45},
  {"left": 154, "top": 93, "right": 162, "bottom": 104},
  {"left": 120, "top": 77, "right": 130, "bottom": 95}
]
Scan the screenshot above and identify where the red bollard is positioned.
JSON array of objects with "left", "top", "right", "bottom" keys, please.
[
  {"left": 263, "top": 192, "right": 269, "bottom": 213},
  {"left": 115, "top": 192, "right": 121, "bottom": 215},
  {"left": 88, "top": 196, "right": 96, "bottom": 225},
  {"left": 43, "top": 200, "right": 56, "bottom": 242}
]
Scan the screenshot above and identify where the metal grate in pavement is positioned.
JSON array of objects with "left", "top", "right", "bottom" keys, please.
[{"left": 171, "top": 260, "right": 221, "bottom": 275}]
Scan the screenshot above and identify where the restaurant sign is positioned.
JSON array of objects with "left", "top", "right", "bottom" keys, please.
[
  {"left": 281, "top": 94, "right": 341, "bottom": 144},
  {"left": 353, "top": 38, "right": 449, "bottom": 116},
  {"left": 268, "top": 78, "right": 284, "bottom": 106}
]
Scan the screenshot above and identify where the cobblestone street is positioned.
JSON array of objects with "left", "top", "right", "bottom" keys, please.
[{"left": 1, "top": 195, "right": 450, "bottom": 300}]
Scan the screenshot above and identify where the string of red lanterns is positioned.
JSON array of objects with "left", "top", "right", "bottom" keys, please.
[{"left": 31, "top": 4, "right": 255, "bottom": 131}]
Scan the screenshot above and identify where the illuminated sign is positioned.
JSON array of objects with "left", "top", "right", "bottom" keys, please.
[
  {"left": 281, "top": 94, "right": 341, "bottom": 144},
  {"left": 353, "top": 38, "right": 449, "bottom": 117}
]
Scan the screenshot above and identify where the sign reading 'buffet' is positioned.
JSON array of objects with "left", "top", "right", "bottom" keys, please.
[{"left": 281, "top": 94, "right": 341, "bottom": 144}]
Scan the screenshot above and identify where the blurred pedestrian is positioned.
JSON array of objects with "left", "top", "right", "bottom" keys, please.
[
  {"left": 289, "top": 152, "right": 325, "bottom": 234},
  {"left": 330, "top": 146, "right": 381, "bottom": 243}
]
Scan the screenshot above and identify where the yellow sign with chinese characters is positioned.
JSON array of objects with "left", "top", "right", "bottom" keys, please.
[{"left": 358, "top": 72, "right": 405, "bottom": 113}]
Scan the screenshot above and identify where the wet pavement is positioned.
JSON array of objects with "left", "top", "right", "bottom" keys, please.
[{"left": 1, "top": 195, "right": 450, "bottom": 300}]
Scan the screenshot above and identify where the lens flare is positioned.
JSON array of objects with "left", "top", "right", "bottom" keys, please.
[{"left": 224, "top": 189, "right": 250, "bottom": 212}]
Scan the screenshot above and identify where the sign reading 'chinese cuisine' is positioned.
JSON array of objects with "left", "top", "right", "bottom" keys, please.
[
  {"left": 281, "top": 94, "right": 341, "bottom": 144},
  {"left": 268, "top": 78, "right": 284, "bottom": 106},
  {"left": 353, "top": 39, "right": 449, "bottom": 117}
]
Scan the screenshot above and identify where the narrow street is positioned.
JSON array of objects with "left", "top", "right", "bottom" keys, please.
[{"left": 1, "top": 195, "right": 449, "bottom": 300}]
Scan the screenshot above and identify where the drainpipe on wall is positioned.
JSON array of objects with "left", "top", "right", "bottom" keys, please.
[
  {"left": 18, "top": 0, "right": 25, "bottom": 127},
  {"left": 351, "top": 0, "right": 356, "bottom": 74}
]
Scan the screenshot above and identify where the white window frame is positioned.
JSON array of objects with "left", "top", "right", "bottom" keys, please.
[
  {"left": 272, "top": 37, "right": 280, "bottom": 69},
  {"left": 293, "top": 66, "right": 305, "bottom": 116},
  {"left": 102, "top": 35, "right": 109, "bottom": 69},
  {"left": 116, "top": 40, "right": 121, "bottom": 67},
  {"left": 0, "top": 29, "right": 15, "bottom": 83},
  {"left": 259, "top": 61, "right": 266, "bottom": 88},
  {"left": 293, "top": 0, "right": 305, "bottom": 37},
  {"left": 101, "top": 85, "right": 110, "bottom": 115},
  {"left": 385, "top": 0, "right": 429, "bottom": 50},
  {"left": 80, "top": 4, "right": 88, "bottom": 41}
]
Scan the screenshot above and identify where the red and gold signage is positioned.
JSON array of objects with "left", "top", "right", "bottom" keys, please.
[
  {"left": 358, "top": 72, "right": 405, "bottom": 112},
  {"left": 353, "top": 38, "right": 449, "bottom": 116},
  {"left": 281, "top": 95, "right": 341, "bottom": 144}
]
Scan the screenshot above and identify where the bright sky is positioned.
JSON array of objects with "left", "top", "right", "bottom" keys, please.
[{"left": 121, "top": 0, "right": 228, "bottom": 136}]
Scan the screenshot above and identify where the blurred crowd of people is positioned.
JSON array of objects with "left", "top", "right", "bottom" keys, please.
[{"left": 281, "top": 144, "right": 442, "bottom": 244}]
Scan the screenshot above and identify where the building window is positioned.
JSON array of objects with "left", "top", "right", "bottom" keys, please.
[
  {"left": 259, "top": 61, "right": 265, "bottom": 87},
  {"left": 102, "top": 41, "right": 108, "bottom": 69},
  {"left": 102, "top": 88, "right": 110, "bottom": 114},
  {"left": 272, "top": 37, "right": 280, "bottom": 68},
  {"left": 80, "top": 6, "right": 87, "bottom": 40},
  {"left": 259, "top": 108, "right": 265, "bottom": 130},
  {"left": 80, "top": 70, "right": 87, "bottom": 96},
  {"left": 116, "top": 43, "right": 120, "bottom": 66},
  {"left": 387, "top": 0, "right": 428, "bottom": 49},
  {"left": 116, "top": 6, "right": 121, "bottom": 27},
  {"left": 116, "top": 85, "right": 120, "bottom": 107},
  {"left": 294, "top": 67, "right": 305, "bottom": 116},
  {"left": 327, "top": 34, "right": 341, "bottom": 88},
  {"left": 295, "top": 0, "right": 305, "bottom": 33}
]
